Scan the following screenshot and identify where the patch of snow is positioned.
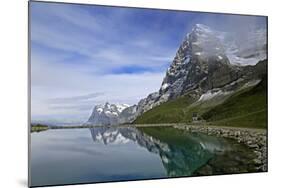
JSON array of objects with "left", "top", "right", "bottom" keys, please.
[
  {"left": 241, "top": 79, "right": 261, "bottom": 89},
  {"left": 116, "top": 104, "right": 129, "bottom": 113},
  {"left": 198, "top": 90, "right": 230, "bottom": 102},
  {"left": 96, "top": 108, "right": 103, "bottom": 113},
  {"left": 198, "top": 91, "right": 220, "bottom": 101},
  {"left": 161, "top": 83, "right": 170, "bottom": 90},
  {"left": 104, "top": 110, "right": 118, "bottom": 117}
]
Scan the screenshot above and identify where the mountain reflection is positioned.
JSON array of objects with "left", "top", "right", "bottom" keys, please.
[{"left": 89, "top": 126, "right": 230, "bottom": 176}]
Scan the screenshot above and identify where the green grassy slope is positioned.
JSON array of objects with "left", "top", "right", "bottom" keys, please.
[
  {"left": 134, "top": 77, "right": 267, "bottom": 129},
  {"left": 134, "top": 92, "right": 228, "bottom": 124},
  {"left": 202, "top": 76, "right": 267, "bottom": 128},
  {"left": 134, "top": 94, "right": 196, "bottom": 124}
]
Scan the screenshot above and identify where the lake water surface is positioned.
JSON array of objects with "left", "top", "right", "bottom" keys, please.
[{"left": 30, "top": 126, "right": 256, "bottom": 187}]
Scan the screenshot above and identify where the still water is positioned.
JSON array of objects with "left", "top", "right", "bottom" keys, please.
[{"left": 30, "top": 126, "right": 255, "bottom": 187}]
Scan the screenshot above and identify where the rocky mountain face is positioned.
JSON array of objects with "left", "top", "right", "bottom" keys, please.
[
  {"left": 134, "top": 24, "right": 267, "bottom": 115},
  {"left": 87, "top": 24, "right": 267, "bottom": 125}
]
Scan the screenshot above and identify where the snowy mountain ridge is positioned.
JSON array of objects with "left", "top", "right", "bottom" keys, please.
[{"left": 87, "top": 102, "right": 137, "bottom": 126}]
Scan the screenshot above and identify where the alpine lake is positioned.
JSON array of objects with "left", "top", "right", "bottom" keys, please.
[{"left": 30, "top": 125, "right": 259, "bottom": 187}]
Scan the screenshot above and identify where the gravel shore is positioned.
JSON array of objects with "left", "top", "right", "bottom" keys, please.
[{"left": 173, "top": 124, "right": 267, "bottom": 172}]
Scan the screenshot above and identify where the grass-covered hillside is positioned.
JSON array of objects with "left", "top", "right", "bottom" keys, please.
[
  {"left": 134, "top": 77, "right": 267, "bottom": 129},
  {"left": 202, "top": 76, "right": 267, "bottom": 128},
  {"left": 134, "top": 94, "right": 196, "bottom": 124}
]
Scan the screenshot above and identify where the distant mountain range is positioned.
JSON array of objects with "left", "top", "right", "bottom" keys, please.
[
  {"left": 87, "top": 24, "right": 267, "bottom": 127},
  {"left": 86, "top": 102, "right": 137, "bottom": 126}
]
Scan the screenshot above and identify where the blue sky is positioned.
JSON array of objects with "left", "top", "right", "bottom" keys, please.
[{"left": 30, "top": 1, "right": 267, "bottom": 123}]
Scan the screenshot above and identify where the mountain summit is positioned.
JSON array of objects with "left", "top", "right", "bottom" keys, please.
[
  {"left": 87, "top": 102, "right": 128, "bottom": 125},
  {"left": 135, "top": 24, "right": 266, "bottom": 115},
  {"left": 87, "top": 102, "right": 137, "bottom": 126}
]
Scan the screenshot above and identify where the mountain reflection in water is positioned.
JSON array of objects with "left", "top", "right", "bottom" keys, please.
[
  {"left": 31, "top": 126, "right": 257, "bottom": 187},
  {"left": 89, "top": 126, "right": 231, "bottom": 176}
]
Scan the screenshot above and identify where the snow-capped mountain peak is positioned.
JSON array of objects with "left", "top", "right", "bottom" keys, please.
[
  {"left": 115, "top": 104, "right": 130, "bottom": 113},
  {"left": 87, "top": 102, "right": 135, "bottom": 126}
]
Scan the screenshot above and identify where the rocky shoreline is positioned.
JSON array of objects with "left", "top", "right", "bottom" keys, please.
[{"left": 173, "top": 124, "right": 267, "bottom": 172}]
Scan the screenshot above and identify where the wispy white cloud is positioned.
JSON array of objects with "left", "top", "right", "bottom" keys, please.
[
  {"left": 31, "top": 2, "right": 179, "bottom": 73},
  {"left": 31, "top": 53, "right": 166, "bottom": 122},
  {"left": 48, "top": 92, "right": 104, "bottom": 104}
]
